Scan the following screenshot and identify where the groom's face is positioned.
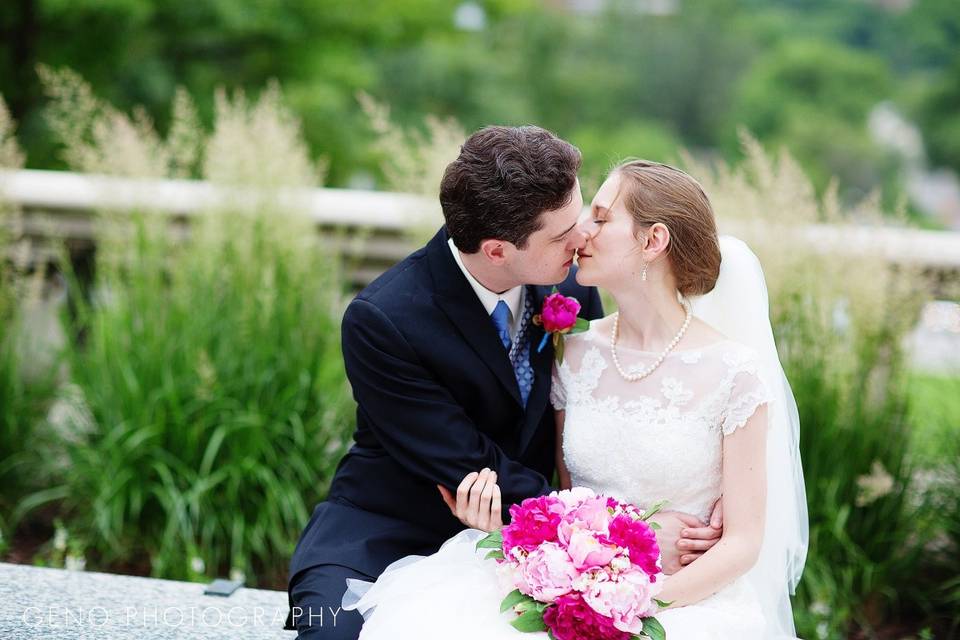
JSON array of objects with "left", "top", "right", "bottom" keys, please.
[{"left": 503, "top": 179, "right": 587, "bottom": 286}]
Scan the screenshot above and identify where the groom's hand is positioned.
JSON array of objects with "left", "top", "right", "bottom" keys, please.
[
  {"left": 437, "top": 468, "right": 503, "bottom": 533},
  {"left": 652, "top": 502, "right": 723, "bottom": 574}
]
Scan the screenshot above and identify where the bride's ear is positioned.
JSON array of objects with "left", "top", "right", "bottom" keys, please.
[{"left": 641, "top": 222, "right": 671, "bottom": 259}]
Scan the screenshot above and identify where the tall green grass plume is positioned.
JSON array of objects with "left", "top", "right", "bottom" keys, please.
[
  {"left": 0, "top": 95, "right": 60, "bottom": 538},
  {"left": 31, "top": 68, "right": 355, "bottom": 584}
]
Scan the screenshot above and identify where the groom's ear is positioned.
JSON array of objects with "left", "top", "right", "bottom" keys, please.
[{"left": 479, "top": 238, "right": 509, "bottom": 265}]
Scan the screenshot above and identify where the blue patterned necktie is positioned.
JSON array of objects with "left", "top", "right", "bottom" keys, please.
[{"left": 490, "top": 296, "right": 534, "bottom": 406}]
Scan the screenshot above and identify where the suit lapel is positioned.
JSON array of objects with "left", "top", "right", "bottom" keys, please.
[
  {"left": 426, "top": 230, "right": 560, "bottom": 456},
  {"left": 428, "top": 230, "right": 523, "bottom": 406}
]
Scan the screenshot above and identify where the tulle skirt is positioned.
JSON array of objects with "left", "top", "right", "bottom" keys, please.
[{"left": 342, "top": 529, "right": 772, "bottom": 640}]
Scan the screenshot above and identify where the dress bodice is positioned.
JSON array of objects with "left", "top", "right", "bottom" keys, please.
[{"left": 550, "top": 319, "right": 771, "bottom": 522}]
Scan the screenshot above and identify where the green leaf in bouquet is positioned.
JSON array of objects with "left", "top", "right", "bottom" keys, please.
[
  {"left": 571, "top": 318, "right": 590, "bottom": 333},
  {"left": 641, "top": 616, "right": 667, "bottom": 640},
  {"left": 648, "top": 521, "right": 661, "bottom": 531},
  {"left": 653, "top": 598, "right": 673, "bottom": 608},
  {"left": 510, "top": 608, "right": 547, "bottom": 633},
  {"left": 499, "top": 588, "right": 532, "bottom": 613},
  {"left": 485, "top": 549, "right": 505, "bottom": 560},
  {"left": 475, "top": 529, "right": 504, "bottom": 550},
  {"left": 555, "top": 334, "right": 565, "bottom": 364},
  {"left": 641, "top": 500, "right": 668, "bottom": 521},
  {"left": 513, "top": 600, "right": 536, "bottom": 614}
]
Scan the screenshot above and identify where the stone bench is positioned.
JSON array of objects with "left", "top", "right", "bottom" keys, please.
[{"left": 0, "top": 563, "right": 302, "bottom": 639}]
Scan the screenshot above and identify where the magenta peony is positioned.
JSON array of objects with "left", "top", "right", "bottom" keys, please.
[
  {"left": 608, "top": 514, "right": 661, "bottom": 577},
  {"left": 544, "top": 592, "right": 632, "bottom": 640},
  {"left": 503, "top": 494, "right": 565, "bottom": 556},
  {"left": 540, "top": 292, "right": 581, "bottom": 333}
]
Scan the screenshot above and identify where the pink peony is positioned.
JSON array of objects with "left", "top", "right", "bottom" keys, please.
[
  {"left": 544, "top": 592, "right": 631, "bottom": 640},
  {"left": 540, "top": 293, "right": 581, "bottom": 333},
  {"left": 551, "top": 486, "right": 597, "bottom": 510},
  {"left": 559, "top": 495, "right": 613, "bottom": 544},
  {"left": 565, "top": 528, "right": 619, "bottom": 571},
  {"left": 515, "top": 542, "right": 578, "bottom": 602},
  {"left": 503, "top": 494, "right": 565, "bottom": 556},
  {"left": 495, "top": 559, "right": 522, "bottom": 595},
  {"left": 608, "top": 514, "right": 661, "bottom": 577},
  {"left": 582, "top": 567, "right": 661, "bottom": 634}
]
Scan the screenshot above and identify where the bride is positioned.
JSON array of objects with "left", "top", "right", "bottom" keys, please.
[{"left": 341, "top": 160, "right": 808, "bottom": 639}]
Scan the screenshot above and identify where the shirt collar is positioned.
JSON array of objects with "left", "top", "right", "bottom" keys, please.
[{"left": 448, "top": 238, "right": 523, "bottom": 322}]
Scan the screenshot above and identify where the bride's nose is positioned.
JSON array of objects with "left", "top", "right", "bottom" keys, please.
[{"left": 577, "top": 212, "right": 600, "bottom": 240}]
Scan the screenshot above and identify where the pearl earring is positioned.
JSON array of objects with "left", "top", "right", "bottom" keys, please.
[{"left": 641, "top": 262, "right": 648, "bottom": 282}]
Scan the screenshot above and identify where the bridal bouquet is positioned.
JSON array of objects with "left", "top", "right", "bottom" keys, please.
[{"left": 476, "top": 487, "right": 669, "bottom": 640}]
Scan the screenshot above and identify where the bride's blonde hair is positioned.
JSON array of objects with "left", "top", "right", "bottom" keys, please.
[{"left": 611, "top": 159, "right": 721, "bottom": 296}]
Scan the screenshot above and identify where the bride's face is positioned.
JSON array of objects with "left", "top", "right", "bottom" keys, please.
[{"left": 575, "top": 172, "right": 645, "bottom": 288}]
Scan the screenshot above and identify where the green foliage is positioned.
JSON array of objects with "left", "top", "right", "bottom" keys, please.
[
  {"left": 570, "top": 122, "right": 683, "bottom": 190},
  {"left": 726, "top": 39, "right": 896, "bottom": 199},
  {"left": 914, "top": 54, "right": 960, "bottom": 174},
  {"left": 909, "top": 374, "right": 960, "bottom": 636}
]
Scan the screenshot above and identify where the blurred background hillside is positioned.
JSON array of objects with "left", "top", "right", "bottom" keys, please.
[{"left": 2, "top": 0, "right": 959, "bottom": 227}]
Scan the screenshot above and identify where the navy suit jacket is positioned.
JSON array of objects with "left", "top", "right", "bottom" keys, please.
[{"left": 288, "top": 227, "right": 604, "bottom": 584}]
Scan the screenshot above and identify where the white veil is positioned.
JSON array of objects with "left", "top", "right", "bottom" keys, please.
[{"left": 689, "top": 236, "right": 809, "bottom": 638}]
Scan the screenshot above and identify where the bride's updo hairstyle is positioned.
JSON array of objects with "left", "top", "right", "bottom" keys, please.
[{"left": 612, "top": 159, "right": 722, "bottom": 296}]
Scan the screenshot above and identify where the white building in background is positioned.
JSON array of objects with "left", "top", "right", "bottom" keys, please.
[
  {"left": 907, "top": 301, "right": 960, "bottom": 374},
  {"left": 869, "top": 102, "right": 960, "bottom": 231}
]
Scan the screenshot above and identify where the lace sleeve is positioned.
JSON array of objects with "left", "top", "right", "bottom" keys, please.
[
  {"left": 549, "top": 361, "right": 566, "bottom": 411},
  {"left": 722, "top": 356, "right": 772, "bottom": 436}
]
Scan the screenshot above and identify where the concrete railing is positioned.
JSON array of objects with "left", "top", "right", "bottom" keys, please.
[
  {"left": 2, "top": 169, "right": 959, "bottom": 289},
  {"left": 0, "top": 169, "right": 437, "bottom": 288}
]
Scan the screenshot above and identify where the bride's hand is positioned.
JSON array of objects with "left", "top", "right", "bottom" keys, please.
[{"left": 437, "top": 468, "right": 503, "bottom": 532}]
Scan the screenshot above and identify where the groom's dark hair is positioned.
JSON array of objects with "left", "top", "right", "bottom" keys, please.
[{"left": 440, "top": 125, "right": 581, "bottom": 253}]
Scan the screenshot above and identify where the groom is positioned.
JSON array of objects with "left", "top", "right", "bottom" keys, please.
[{"left": 287, "top": 126, "right": 721, "bottom": 638}]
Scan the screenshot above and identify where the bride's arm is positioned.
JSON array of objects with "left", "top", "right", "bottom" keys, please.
[
  {"left": 654, "top": 404, "right": 768, "bottom": 609},
  {"left": 554, "top": 410, "right": 572, "bottom": 490}
]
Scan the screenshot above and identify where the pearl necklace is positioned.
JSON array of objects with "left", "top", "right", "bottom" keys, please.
[{"left": 610, "top": 299, "right": 692, "bottom": 382}]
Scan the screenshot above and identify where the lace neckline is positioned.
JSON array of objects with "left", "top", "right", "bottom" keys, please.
[{"left": 584, "top": 320, "right": 731, "bottom": 356}]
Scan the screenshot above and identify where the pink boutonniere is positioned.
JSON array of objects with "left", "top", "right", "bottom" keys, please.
[{"left": 533, "top": 288, "right": 589, "bottom": 364}]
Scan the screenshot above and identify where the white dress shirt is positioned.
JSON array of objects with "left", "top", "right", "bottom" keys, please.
[{"left": 448, "top": 238, "right": 525, "bottom": 342}]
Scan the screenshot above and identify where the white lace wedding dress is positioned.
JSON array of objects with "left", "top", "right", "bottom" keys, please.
[{"left": 342, "top": 321, "right": 774, "bottom": 639}]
